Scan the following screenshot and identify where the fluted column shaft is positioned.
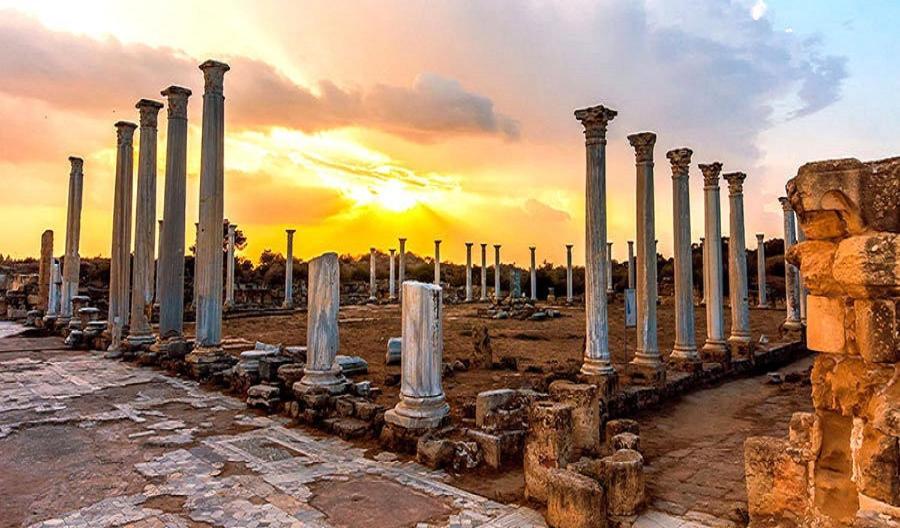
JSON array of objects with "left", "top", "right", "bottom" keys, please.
[
  {"left": 606, "top": 242, "right": 614, "bottom": 293},
  {"left": 398, "top": 238, "right": 406, "bottom": 293},
  {"left": 389, "top": 249, "right": 396, "bottom": 300},
  {"left": 61, "top": 157, "right": 84, "bottom": 321},
  {"left": 465, "top": 243, "right": 473, "bottom": 301},
  {"left": 369, "top": 247, "right": 377, "bottom": 301},
  {"left": 668, "top": 148, "right": 698, "bottom": 362},
  {"left": 39, "top": 230, "right": 53, "bottom": 312},
  {"left": 529, "top": 247, "right": 537, "bottom": 301},
  {"left": 155, "top": 219, "right": 163, "bottom": 305},
  {"left": 158, "top": 86, "right": 191, "bottom": 340},
  {"left": 629, "top": 132, "right": 660, "bottom": 369},
  {"left": 480, "top": 243, "right": 488, "bottom": 301},
  {"left": 493, "top": 245, "right": 501, "bottom": 300},
  {"left": 48, "top": 259, "right": 61, "bottom": 316},
  {"left": 701, "top": 164, "right": 727, "bottom": 355},
  {"left": 108, "top": 122, "right": 137, "bottom": 352},
  {"left": 298, "top": 252, "right": 347, "bottom": 393},
  {"left": 797, "top": 226, "right": 807, "bottom": 325},
  {"left": 574, "top": 105, "right": 617, "bottom": 378},
  {"left": 225, "top": 223, "right": 236, "bottom": 308},
  {"left": 699, "top": 237, "right": 706, "bottom": 305},
  {"left": 756, "top": 234, "right": 767, "bottom": 307},
  {"left": 284, "top": 230, "right": 295, "bottom": 308},
  {"left": 725, "top": 172, "right": 751, "bottom": 348},
  {"left": 565, "top": 244, "right": 574, "bottom": 303},
  {"left": 433, "top": 240, "right": 441, "bottom": 286},
  {"left": 780, "top": 197, "right": 802, "bottom": 330},
  {"left": 194, "top": 60, "right": 229, "bottom": 349},
  {"left": 627, "top": 241, "right": 635, "bottom": 289}
]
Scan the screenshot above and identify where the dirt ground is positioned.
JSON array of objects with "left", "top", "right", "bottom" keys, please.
[{"left": 220, "top": 299, "right": 788, "bottom": 420}]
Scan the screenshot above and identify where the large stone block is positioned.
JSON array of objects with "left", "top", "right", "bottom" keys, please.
[
  {"left": 814, "top": 411, "right": 860, "bottom": 523},
  {"left": 807, "top": 295, "right": 848, "bottom": 354},
  {"left": 524, "top": 401, "right": 574, "bottom": 503},
  {"left": 788, "top": 412, "right": 822, "bottom": 460},
  {"left": 832, "top": 234, "right": 900, "bottom": 298},
  {"left": 852, "top": 421, "right": 900, "bottom": 506},
  {"left": 811, "top": 355, "right": 894, "bottom": 417},
  {"left": 600, "top": 449, "right": 644, "bottom": 517},
  {"left": 855, "top": 299, "right": 898, "bottom": 363},
  {"left": 467, "top": 429, "right": 525, "bottom": 469},
  {"left": 549, "top": 380, "right": 600, "bottom": 454},
  {"left": 475, "top": 388, "right": 516, "bottom": 428},
  {"left": 744, "top": 436, "right": 809, "bottom": 527},
  {"left": 546, "top": 468, "right": 607, "bottom": 528}
]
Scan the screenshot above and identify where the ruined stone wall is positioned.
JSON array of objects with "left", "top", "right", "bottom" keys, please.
[{"left": 745, "top": 157, "right": 899, "bottom": 527}]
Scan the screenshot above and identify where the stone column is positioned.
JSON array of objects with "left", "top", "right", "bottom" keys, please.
[
  {"left": 627, "top": 132, "right": 663, "bottom": 384},
  {"left": 60, "top": 157, "right": 84, "bottom": 323},
  {"left": 157, "top": 86, "right": 191, "bottom": 346},
  {"left": 493, "top": 244, "right": 502, "bottom": 300},
  {"left": 38, "top": 230, "right": 53, "bottom": 312},
  {"left": 700, "top": 163, "right": 728, "bottom": 358},
  {"left": 284, "top": 229, "right": 296, "bottom": 308},
  {"left": 398, "top": 238, "right": 406, "bottom": 292},
  {"left": 797, "top": 226, "right": 808, "bottom": 326},
  {"left": 480, "top": 243, "right": 488, "bottom": 301},
  {"left": 107, "top": 122, "right": 137, "bottom": 354},
  {"left": 389, "top": 248, "right": 396, "bottom": 300},
  {"left": 47, "top": 259, "right": 61, "bottom": 317},
  {"left": 606, "top": 242, "right": 614, "bottom": 294},
  {"left": 529, "top": 246, "right": 537, "bottom": 301},
  {"left": 297, "top": 252, "right": 347, "bottom": 394},
  {"left": 224, "top": 223, "right": 236, "bottom": 309},
  {"left": 756, "top": 233, "right": 768, "bottom": 308},
  {"left": 699, "top": 236, "right": 706, "bottom": 305},
  {"left": 193, "top": 60, "right": 229, "bottom": 353},
  {"left": 565, "top": 244, "right": 574, "bottom": 303},
  {"left": 724, "top": 172, "right": 751, "bottom": 354},
  {"left": 574, "top": 105, "right": 617, "bottom": 385},
  {"left": 126, "top": 99, "right": 164, "bottom": 349},
  {"left": 465, "top": 242, "right": 473, "bottom": 302},
  {"left": 192, "top": 221, "right": 199, "bottom": 309},
  {"left": 369, "top": 247, "right": 377, "bottom": 302},
  {"left": 154, "top": 219, "right": 163, "bottom": 306},
  {"left": 384, "top": 281, "right": 449, "bottom": 430},
  {"left": 627, "top": 240, "right": 635, "bottom": 289},
  {"left": 433, "top": 240, "right": 441, "bottom": 286},
  {"left": 779, "top": 197, "right": 802, "bottom": 331},
  {"left": 668, "top": 148, "right": 699, "bottom": 367}
]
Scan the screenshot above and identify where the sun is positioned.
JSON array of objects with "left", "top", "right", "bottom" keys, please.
[{"left": 371, "top": 179, "right": 419, "bottom": 212}]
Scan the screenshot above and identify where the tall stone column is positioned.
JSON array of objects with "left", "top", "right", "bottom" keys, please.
[
  {"left": 60, "top": 157, "right": 84, "bottom": 324},
  {"left": 797, "top": 226, "right": 808, "bottom": 326},
  {"left": 398, "top": 238, "right": 406, "bottom": 292},
  {"left": 699, "top": 236, "right": 707, "bottom": 305},
  {"left": 756, "top": 233, "right": 768, "bottom": 307},
  {"left": 224, "top": 223, "right": 236, "bottom": 309},
  {"left": 433, "top": 240, "right": 441, "bottom": 285},
  {"left": 107, "top": 122, "right": 137, "bottom": 354},
  {"left": 480, "top": 243, "right": 488, "bottom": 301},
  {"left": 779, "top": 197, "right": 802, "bottom": 330},
  {"left": 389, "top": 248, "right": 396, "bottom": 300},
  {"left": 126, "top": 99, "right": 164, "bottom": 349},
  {"left": 157, "top": 86, "right": 191, "bottom": 347},
  {"left": 606, "top": 242, "right": 614, "bottom": 294},
  {"left": 47, "top": 259, "right": 61, "bottom": 317},
  {"left": 699, "top": 163, "right": 728, "bottom": 358},
  {"left": 38, "top": 230, "right": 53, "bottom": 312},
  {"left": 668, "top": 148, "right": 699, "bottom": 367},
  {"left": 284, "top": 229, "right": 295, "bottom": 308},
  {"left": 155, "top": 219, "right": 163, "bottom": 306},
  {"left": 192, "top": 221, "right": 199, "bottom": 309},
  {"left": 565, "top": 244, "right": 574, "bottom": 303},
  {"left": 493, "top": 244, "right": 502, "bottom": 300},
  {"left": 465, "top": 242, "right": 473, "bottom": 302},
  {"left": 724, "top": 172, "right": 751, "bottom": 354},
  {"left": 627, "top": 132, "right": 664, "bottom": 384},
  {"left": 384, "top": 281, "right": 449, "bottom": 430},
  {"left": 369, "top": 247, "right": 377, "bottom": 302},
  {"left": 296, "top": 252, "right": 347, "bottom": 394},
  {"left": 574, "top": 105, "right": 617, "bottom": 386},
  {"left": 193, "top": 60, "right": 229, "bottom": 354},
  {"left": 529, "top": 246, "right": 537, "bottom": 301},
  {"left": 627, "top": 240, "right": 635, "bottom": 289}
]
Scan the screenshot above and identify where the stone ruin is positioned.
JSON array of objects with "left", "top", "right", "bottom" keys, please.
[{"left": 745, "top": 157, "right": 900, "bottom": 527}]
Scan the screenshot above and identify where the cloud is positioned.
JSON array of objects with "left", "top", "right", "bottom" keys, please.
[
  {"left": 751, "top": 0, "right": 768, "bottom": 21},
  {"left": 0, "top": 12, "right": 518, "bottom": 143},
  {"left": 523, "top": 198, "right": 571, "bottom": 223}
]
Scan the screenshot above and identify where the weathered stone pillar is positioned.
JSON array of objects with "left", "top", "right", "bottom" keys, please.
[
  {"left": 284, "top": 229, "right": 295, "bottom": 308},
  {"left": 433, "top": 240, "right": 441, "bottom": 286},
  {"left": 779, "top": 197, "right": 802, "bottom": 331},
  {"left": 192, "top": 221, "right": 199, "bottom": 309},
  {"left": 193, "top": 60, "right": 230, "bottom": 354},
  {"left": 626, "top": 241, "right": 635, "bottom": 289},
  {"left": 797, "top": 226, "right": 808, "bottom": 326},
  {"left": 398, "top": 238, "right": 407, "bottom": 293},
  {"left": 668, "top": 148, "right": 698, "bottom": 367},
  {"left": 566, "top": 244, "right": 574, "bottom": 303},
  {"left": 224, "top": 223, "right": 236, "bottom": 309},
  {"left": 47, "top": 259, "right": 61, "bottom": 317},
  {"left": 700, "top": 163, "right": 728, "bottom": 359},
  {"left": 384, "top": 281, "right": 449, "bottom": 430},
  {"left": 60, "top": 157, "right": 84, "bottom": 324},
  {"left": 154, "top": 219, "right": 163, "bottom": 306},
  {"left": 756, "top": 233, "right": 768, "bottom": 307},
  {"left": 297, "top": 252, "right": 348, "bottom": 394},
  {"left": 465, "top": 242, "right": 473, "bottom": 302},
  {"left": 388, "top": 248, "right": 396, "bottom": 300},
  {"left": 369, "top": 247, "right": 377, "bottom": 302},
  {"left": 493, "top": 244, "right": 502, "bottom": 300},
  {"left": 724, "top": 172, "right": 752, "bottom": 354},
  {"left": 626, "top": 132, "right": 663, "bottom": 384},
  {"left": 107, "top": 122, "right": 137, "bottom": 354},
  {"left": 607, "top": 242, "right": 614, "bottom": 294},
  {"left": 574, "top": 105, "right": 617, "bottom": 386},
  {"left": 529, "top": 246, "right": 537, "bottom": 301},
  {"left": 126, "top": 99, "right": 164, "bottom": 349},
  {"left": 38, "top": 230, "right": 53, "bottom": 312},
  {"left": 699, "top": 236, "right": 706, "bottom": 305},
  {"left": 157, "top": 86, "right": 191, "bottom": 347},
  {"left": 480, "top": 243, "right": 488, "bottom": 301}
]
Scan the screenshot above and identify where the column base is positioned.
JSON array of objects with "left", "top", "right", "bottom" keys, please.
[
  {"left": 297, "top": 365, "right": 348, "bottom": 395},
  {"left": 153, "top": 335, "right": 191, "bottom": 359},
  {"left": 782, "top": 319, "right": 803, "bottom": 332},
  {"left": 577, "top": 364, "right": 618, "bottom": 399},
  {"left": 185, "top": 345, "right": 235, "bottom": 381},
  {"left": 367, "top": 296, "right": 377, "bottom": 303},
  {"left": 669, "top": 346, "right": 702, "bottom": 372},
  {"left": 728, "top": 334, "right": 753, "bottom": 359},
  {"left": 125, "top": 332, "right": 156, "bottom": 349},
  {"left": 626, "top": 356, "right": 666, "bottom": 386},
  {"left": 701, "top": 339, "right": 730, "bottom": 363},
  {"left": 384, "top": 393, "right": 450, "bottom": 430},
  {"left": 282, "top": 301, "right": 294, "bottom": 310}
]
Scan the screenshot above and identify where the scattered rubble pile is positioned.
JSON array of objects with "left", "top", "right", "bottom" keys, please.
[{"left": 478, "top": 298, "right": 563, "bottom": 321}]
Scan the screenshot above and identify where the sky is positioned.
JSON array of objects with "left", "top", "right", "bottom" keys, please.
[{"left": 0, "top": 0, "right": 897, "bottom": 266}]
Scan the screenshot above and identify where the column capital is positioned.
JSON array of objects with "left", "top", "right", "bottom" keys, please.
[
  {"left": 286, "top": 228, "right": 296, "bottom": 235},
  {"left": 699, "top": 162, "right": 723, "bottom": 188},
  {"left": 199, "top": 60, "right": 230, "bottom": 94},
  {"left": 389, "top": 248, "right": 396, "bottom": 254},
  {"left": 480, "top": 242, "right": 487, "bottom": 248},
  {"left": 370, "top": 247, "right": 376, "bottom": 253},
  {"left": 756, "top": 233, "right": 765, "bottom": 242},
  {"left": 529, "top": 246, "right": 536, "bottom": 252},
  {"left": 434, "top": 239, "right": 441, "bottom": 245},
  {"left": 666, "top": 147, "right": 693, "bottom": 178},
  {"left": 628, "top": 240, "right": 634, "bottom": 247},
  {"left": 228, "top": 223, "right": 237, "bottom": 232},
  {"left": 627, "top": 132, "right": 657, "bottom": 163},
  {"left": 114, "top": 121, "right": 137, "bottom": 145},
  {"left": 494, "top": 244, "right": 501, "bottom": 249},
  {"left": 136, "top": 99, "right": 164, "bottom": 128},
  {"left": 778, "top": 196, "right": 793, "bottom": 212},
  {"left": 723, "top": 171, "right": 746, "bottom": 195},
  {"left": 68, "top": 156, "right": 84, "bottom": 173},
  {"left": 161, "top": 86, "right": 192, "bottom": 119},
  {"left": 574, "top": 105, "right": 617, "bottom": 145},
  {"left": 465, "top": 242, "right": 473, "bottom": 248},
  {"left": 399, "top": 237, "right": 407, "bottom": 243},
  {"left": 566, "top": 244, "right": 573, "bottom": 250}
]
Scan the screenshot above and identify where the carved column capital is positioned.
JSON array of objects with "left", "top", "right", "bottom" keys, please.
[
  {"left": 627, "top": 132, "right": 657, "bottom": 163},
  {"left": 724, "top": 172, "right": 747, "bottom": 195},
  {"left": 667, "top": 148, "right": 693, "bottom": 178},
  {"left": 574, "top": 105, "right": 617, "bottom": 145},
  {"left": 465, "top": 242, "right": 473, "bottom": 248},
  {"left": 778, "top": 196, "right": 794, "bottom": 212},
  {"left": 161, "top": 86, "right": 192, "bottom": 119},
  {"left": 114, "top": 121, "right": 137, "bottom": 145},
  {"left": 699, "top": 162, "right": 723, "bottom": 188},
  {"left": 199, "top": 60, "right": 231, "bottom": 95},
  {"left": 136, "top": 99, "right": 164, "bottom": 128},
  {"left": 68, "top": 156, "right": 84, "bottom": 173}
]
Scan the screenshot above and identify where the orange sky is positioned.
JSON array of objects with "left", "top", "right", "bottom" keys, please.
[{"left": 0, "top": 1, "right": 895, "bottom": 266}]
